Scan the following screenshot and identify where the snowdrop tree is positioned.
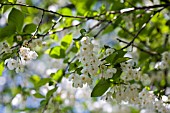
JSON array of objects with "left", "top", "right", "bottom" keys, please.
[{"left": 0, "top": 0, "right": 170, "bottom": 113}]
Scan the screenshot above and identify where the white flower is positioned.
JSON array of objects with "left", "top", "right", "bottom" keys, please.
[
  {"left": 80, "top": 36, "right": 90, "bottom": 46},
  {"left": 73, "top": 78, "right": 83, "bottom": 88},
  {"left": 141, "top": 74, "right": 151, "bottom": 86},
  {"left": 80, "top": 74, "right": 92, "bottom": 85},
  {"left": 19, "top": 46, "right": 30, "bottom": 57},
  {"left": 162, "top": 51, "right": 170, "bottom": 62},
  {"left": 103, "top": 68, "right": 117, "bottom": 79},
  {"left": 155, "top": 61, "right": 168, "bottom": 70},
  {"left": 29, "top": 51, "right": 38, "bottom": 59},
  {"left": 15, "top": 62, "right": 24, "bottom": 73},
  {"left": 105, "top": 48, "right": 115, "bottom": 55},
  {"left": 5, "top": 58, "right": 18, "bottom": 70},
  {"left": 68, "top": 73, "right": 77, "bottom": 81},
  {"left": 16, "top": 36, "right": 22, "bottom": 41},
  {"left": 101, "top": 92, "right": 113, "bottom": 101}
]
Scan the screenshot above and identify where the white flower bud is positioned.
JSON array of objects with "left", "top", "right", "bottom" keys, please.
[
  {"left": 29, "top": 51, "right": 38, "bottom": 60},
  {"left": 5, "top": 58, "right": 18, "bottom": 70}
]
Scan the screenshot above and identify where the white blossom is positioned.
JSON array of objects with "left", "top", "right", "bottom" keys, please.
[
  {"left": 29, "top": 51, "right": 38, "bottom": 59},
  {"left": 5, "top": 58, "right": 18, "bottom": 70}
]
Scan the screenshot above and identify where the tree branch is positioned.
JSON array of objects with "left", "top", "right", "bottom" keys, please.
[
  {"left": 120, "top": 8, "right": 165, "bottom": 50},
  {"left": 117, "top": 38, "right": 159, "bottom": 55},
  {"left": 1, "top": 3, "right": 170, "bottom": 20}
]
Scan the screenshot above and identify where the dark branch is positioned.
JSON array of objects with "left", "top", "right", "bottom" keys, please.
[
  {"left": 1, "top": 3, "right": 170, "bottom": 20},
  {"left": 120, "top": 8, "right": 165, "bottom": 50},
  {"left": 93, "top": 21, "right": 111, "bottom": 38},
  {"left": 117, "top": 38, "right": 159, "bottom": 55}
]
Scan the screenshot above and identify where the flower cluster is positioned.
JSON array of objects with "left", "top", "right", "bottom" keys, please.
[
  {"left": 120, "top": 62, "right": 151, "bottom": 86},
  {"left": 0, "top": 42, "right": 12, "bottom": 54},
  {"left": 69, "top": 36, "right": 100, "bottom": 88},
  {"left": 100, "top": 63, "right": 147, "bottom": 103},
  {"left": 100, "top": 65, "right": 117, "bottom": 79},
  {"left": 155, "top": 51, "right": 170, "bottom": 70},
  {"left": 68, "top": 73, "right": 92, "bottom": 88},
  {"left": 19, "top": 46, "right": 38, "bottom": 61},
  {"left": 5, "top": 46, "right": 38, "bottom": 73},
  {"left": 138, "top": 88, "right": 168, "bottom": 113},
  {"left": 78, "top": 36, "right": 100, "bottom": 76}
]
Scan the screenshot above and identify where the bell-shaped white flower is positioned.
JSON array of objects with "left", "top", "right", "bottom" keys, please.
[
  {"left": 5, "top": 58, "right": 18, "bottom": 70},
  {"left": 15, "top": 62, "right": 24, "bottom": 73},
  {"left": 29, "top": 51, "right": 38, "bottom": 60}
]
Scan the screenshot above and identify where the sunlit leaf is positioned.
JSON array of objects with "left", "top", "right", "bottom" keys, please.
[
  {"left": 23, "top": 23, "right": 37, "bottom": 33},
  {"left": 46, "top": 87, "right": 57, "bottom": 99},
  {"left": 8, "top": 8, "right": 24, "bottom": 32},
  {"left": 50, "top": 69, "right": 63, "bottom": 82},
  {"left": 0, "top": 62, "right": 4, "bottom": 76},
  {"left": 91, "top": 79, "right": 110, "bottom": 97},
  {"left": 49, "top": 46, "right": 66, "bottom": 59},
  {"left": 61, "top": 34, "right": 72, "bottom": 50},
  {"left": 33, "top": 93, "right": 45, "bottom": 98}
]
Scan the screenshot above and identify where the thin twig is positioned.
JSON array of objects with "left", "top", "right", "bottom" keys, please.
[
  {"left": 28, "top": 11, "right": 45, "bottom": 43},
  {"left": 120, "top": 26, "right": 151, "bottom": 49},
  {"left": 93, "top": 21, "right": 111, "bottom": 38},
  {"left": 117, "top": 38, "right": 159, "bottom": 55},
  {"left": 41, "top": 16, "right": 62, "bottom": 37},
  {"left": 120, "top": 8, "right": 165, "bottom": 50},
  {"left": 87, "top": 21, "right": 104, "bottom": 33},
  {"left": 1, "top": 3, "right": 170, "bottom": 20}
]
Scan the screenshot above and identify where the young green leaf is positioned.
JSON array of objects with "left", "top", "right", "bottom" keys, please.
[
  {"left": 36, "top": 78, "right": 51, "bottom": 88},
  {"left": 0, "top": 62, "right": 4, "bottom": 76},
  {"left": 46, "top": 87, "right": 57, "bottom": 99},
  {"left": 61, "top": 34, "right": 72, "bottom": 50},
  {"left": 33, "top": 93, "right": 45, "bottom": 98},
  {"left": 23, "top": 23, "right": 37, "bottom": 33},
  {"left": 50, "top": 69, "right": 63, "bottom": 82},
  {"left": 8, "top": 8, "right": 24, "bottom": 32},
  {"left": 0, "top": 24, "right": 16, "bottom": 41},
  {"left": 91, "top": 79, "right": 110, "bottom": 97},
  {"left": 49, "top": 46, "right": 66, "bottom": 59}
]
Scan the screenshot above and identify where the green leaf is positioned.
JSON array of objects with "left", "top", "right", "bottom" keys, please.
[
  {"left": 58, "top": 8, "right": 72, "bottom": 16},
  {"left": 8, "top": 8, "right": 24, "bottom": 32},
  {"left": 106, "top": 52, "right": 117, "bottom": 63},
  {"left": 8, "top": 0, "right": 17, "bottom": 3},
  {"left": 36, "top": 78, "right": 51, "bottom": 87},
  {"left": 50, "top": 34, "right": 58, "bottom": 41},
  {"left": 91, "top": 79, "right": 110, "bottom": 97},
  {"left": 49, "top": 46, "right": 66, "bottom": 59},
  {"left": 70, "top": 0, "right": 97, "bottom": 15},
  {"left": 106, "top": 50, "right": 127, "bottom": 65},
  {"left": 112, "top": 67, "right": 122, "bottom": 80},
  {"left": 50, "top": 69, "right": 63, "bottom": 82},
  {"left": 61, "top": 34, "right": 72, "bottom": 50},
  {"left": 0, "top": 24, "right": 16, "bottom": 41},
  {"left": 30, "top": 75, "right": 40, "bottom": 83},
  {"left": 46, "top": 87, "right": 57, "bottom": 99},
  {"left": 80, "top": 29, "right": 86, "bottom": 36},
  {"left": 23, "top": 23, "right": 37, "bottom": 33},
  {"left": 114, "top": 57, "right": 130, "bottom": 65},
  {"left": 40, "top": 100, "right": 47, "bottom": 106},
  {"left": 33, "top": 93, "right": 45, "bottom": 98},
  {"left": 0, "top": 62, "right": 4, "bottom": 76}
]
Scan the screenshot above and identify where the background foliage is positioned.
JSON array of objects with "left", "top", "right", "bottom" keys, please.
[{"left": 0, "top": 0, "right": 170, "bottom": 113}]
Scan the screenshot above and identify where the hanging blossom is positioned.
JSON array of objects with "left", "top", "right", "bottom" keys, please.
[
  {"left": 78, "top": 36, "right": 101, "bottom": 76},
  {"left": 69, "top": 36, "right": 120, "bottom": 88},
  {"left": 155, "top": 51, "right": 170, "bottom": 70},
  {"left": 69, "top": 36, "right": 101, "bottom": 88},
  {"left": 19, "top": 46, "right": 38, "bottom": 61},
  {"left": 100, "top": 62, "right": 169, "bottom": 113},
  {"left": 4, "top": 39, "right": 40, "bottom": 73},
  {"left": 0, "top": 42, "right": 12, "bottom": 54}
]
